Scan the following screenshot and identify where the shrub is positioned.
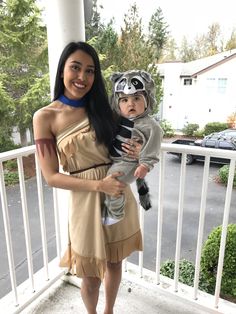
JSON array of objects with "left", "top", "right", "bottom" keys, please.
[
  {"left": 0, "top": 137, "right": 20, "bottom": 153},
  {"left": 218, "top": 165, "right": 236, "bottom": 188},
  {"left": 200, "top": 224, "right": 236, "bottom": 297},
  {"left": 160, "top": 119, "right": 175, "bottom": 137},
  {"left": 193, "top": 129, "right": 205, "bottom": 138},
  {"left": 182, "top": 123, "right": 199, "bottom": 136},
  {"left": 204, "top": 122, "right": 228, "bottom": 135},
  {"left": 4, "top": 159, "right": 17, "bottom": 171},
  {"left": 160, "top": 259, "right": 195, "bottom": 287},
  {"left": 4, "top": 172, "right": 19, "bottom": 186}
]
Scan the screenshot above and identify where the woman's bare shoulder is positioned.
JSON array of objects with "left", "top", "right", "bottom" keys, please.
[
  {"left": 34, "top": 102, "right": 58, "bottom": 118},
  {"left": 34, "top": 101, "right": 63, "bottom": 125},
  {"left": 33, "top": 102, "right": 60, "bottom": 138}
]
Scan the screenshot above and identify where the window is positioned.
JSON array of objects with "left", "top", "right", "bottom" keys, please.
[
  {"left": 218, "top": 141, "right": 233, "bottom": 150},
  {"left": 206, "top": 78, "right": 216, "bottom": 93},
  {"left": 206, "top": 77, "right": 227, "bottom": 94},
  {"left": 183, "top": 78, "right": 192, "bottom": 85},
  {"left": 218, "top": 78, "right": 227, "bottom": 94},
  {"left": 205, "top": 140, "right": 216, "bottom": 147}
]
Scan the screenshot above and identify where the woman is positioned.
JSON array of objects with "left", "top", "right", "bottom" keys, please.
[{"left": 33, "top": 41, "right": 142, "bottom": 314}]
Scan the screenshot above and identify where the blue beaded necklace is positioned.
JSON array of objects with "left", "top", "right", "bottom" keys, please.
[{"left": 58, "top": 94, "right": 87, "bottom": 108}]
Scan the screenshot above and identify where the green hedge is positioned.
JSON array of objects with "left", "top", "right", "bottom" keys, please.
[
  {"left": 160, "top": 119, "right": 175, "bottom": 137},
  {"left": 160, "top": 259, "right": 195, "bottom": 287},
  {"left": 218, "top": 165, "right": 236, "bottom": 188},
  {"left": 182, "top": 123, "right": 199, "bottom": 136},
  {"left": 200, "top": 224, "right": 236, "bottom": 297},
  {"left": 204, "top": 122, "right": 228, "bottom": 135}
]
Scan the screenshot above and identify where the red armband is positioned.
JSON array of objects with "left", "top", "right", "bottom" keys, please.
[{"left": 35, "top": 138, "right": 57, "bottom": 157}]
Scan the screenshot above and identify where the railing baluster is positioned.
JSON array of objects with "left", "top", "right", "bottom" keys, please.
[
  {"left": 214, "top": 159, "right": 236, "bottom": 308},
  {"left": 17, "top": 156, "right": 35, "bottom": 293},
  {"left": 156, "top": 152, "right": 165, "bottom": 284},
  {"left": 53, "top": 188, "right": 61, "bottom": 260},
  {"left": 174, "top": 153, "right": 187, "bottom": 292},
  {"left": 193, "top": 155, "right": 210, "bottom": 299},
  {"left": 0, "top": 162, "right": 18, "bottom": 305},
  {"left": 139, "top": 205, "right": 144, "bottom": 278},
  {"left": 35, "top": 154, "right": 49, "bottom": 280}
]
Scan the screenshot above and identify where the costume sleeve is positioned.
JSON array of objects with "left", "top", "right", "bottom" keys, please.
[{"left": 136, "top": 118, "right": 163, "bottom": 171}]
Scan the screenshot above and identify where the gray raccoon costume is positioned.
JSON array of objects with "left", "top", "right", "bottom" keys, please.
[{"left": 102, "top": 70, "right": 163, "bottom": 225}]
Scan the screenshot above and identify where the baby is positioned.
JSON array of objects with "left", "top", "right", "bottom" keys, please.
[{"left": 102, "top": 70, "right": 163, "bottom": 225}]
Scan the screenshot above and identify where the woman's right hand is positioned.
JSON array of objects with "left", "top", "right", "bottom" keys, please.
[{"left": 99, "top": 172, "right": 126, "bottom": 197}]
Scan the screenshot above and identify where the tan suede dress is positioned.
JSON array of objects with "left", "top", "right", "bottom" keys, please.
[{"left": 56, "top": 117, "right": 142, "bottom": 279}]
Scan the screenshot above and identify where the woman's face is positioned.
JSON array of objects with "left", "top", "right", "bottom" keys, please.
[{"left": 62, "top": 49, "right": 95, "bottom": 100}]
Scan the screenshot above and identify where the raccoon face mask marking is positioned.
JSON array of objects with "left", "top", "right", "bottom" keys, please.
[
  {"left": 110, "top": 70, "right": 156, "bottom": 115},
  {"left": 115, "top": 76, "right": 145, "bottom": 95}
]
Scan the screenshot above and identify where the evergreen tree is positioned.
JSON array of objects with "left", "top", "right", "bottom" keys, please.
[
  {"left": 0, "top": 81, "right": 15, "bottom": 151},
  {"left": 116, "top": 4, "right": 147, "bottom": 70},
  {"left": 85, "top": 0, "right": 103, "bottom": 41},
  {"left": 0, "top": 0, "right": 48, "bottom": 146},
  {"left": 148, "top": 7, "right": 169, "bottom": 61}
]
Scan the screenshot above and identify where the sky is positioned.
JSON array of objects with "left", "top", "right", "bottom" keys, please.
[{"left": 97, "top": 0, "right": 236, "bottom": 44}]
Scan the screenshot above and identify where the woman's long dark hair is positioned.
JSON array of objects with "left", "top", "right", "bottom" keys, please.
[{"left": 53, "top": 41, "right": 116, "bottom": 148}]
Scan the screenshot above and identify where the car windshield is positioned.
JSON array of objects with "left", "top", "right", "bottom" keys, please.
[
  {"left": 219, "top": 129, "right": 236, "bottom": 137},
  {"left": 206, "top": 129, "right": 236, "bottom": 139}
]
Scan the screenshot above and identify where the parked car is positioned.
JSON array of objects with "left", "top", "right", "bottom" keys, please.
[{"left": 168, "top": 129, "right": 236, "bottom": 165}]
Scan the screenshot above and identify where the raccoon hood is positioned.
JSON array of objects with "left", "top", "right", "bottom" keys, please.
[{"left": 110, "top": 70, "right": 156, "bottom": 118}]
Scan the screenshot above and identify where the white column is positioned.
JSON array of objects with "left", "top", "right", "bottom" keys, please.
[
  {"left": 44, "top": 0, "right": 86, "bottom": 256},
  {"left": 45, "top": 0, "right": 85, "bottom": 97}
]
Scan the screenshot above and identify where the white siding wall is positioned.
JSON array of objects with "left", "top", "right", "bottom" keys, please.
[{"left": 160, "top": 56, "right": 236, "bottom": 130}]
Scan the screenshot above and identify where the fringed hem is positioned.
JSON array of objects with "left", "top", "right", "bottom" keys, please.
[
  {"left": 106, "top": 229, "right": 143, "bottom": 263},
  {"left": 59, "top": 230, "right": 143, "bottom": 280},
  {"left": 59, "top": 245, "right": 106, "bottom": 280}
]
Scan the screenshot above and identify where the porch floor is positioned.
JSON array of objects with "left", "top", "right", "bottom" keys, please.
[{"left": 22, "top": 276, "right": 210, "bottom": 314}]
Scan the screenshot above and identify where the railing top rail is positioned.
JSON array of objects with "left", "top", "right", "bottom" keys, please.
[
  {"left": 0, "top": 145, "right": 36, "bottom": 162},
  {"left": 161, "top": 142, "right": 236, "bottom": 159},
  {"left": 1, "top": 142, "right": 236, "bottom": 162}
]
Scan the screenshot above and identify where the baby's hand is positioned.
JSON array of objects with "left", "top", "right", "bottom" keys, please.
[
  {"left": 134, "top": 164, "right": 148, "bottom": 179},
  {"left": 121, "top": 139, "right": 142, "bottom": 159}
]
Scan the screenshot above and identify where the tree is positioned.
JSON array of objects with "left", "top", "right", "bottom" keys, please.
[
  {"left": 0, "top": 81, "right": 15, "bottom": 151},
  {"left": 115, "top": 4, "right": 146, "bottom": 70},
  {"left": 85, "top": 0, "right": 103, "bottom": 41},
  {"left": 161, "top": 37, "right": 178, "bottom": 62},
  {"left": 115, "top": 4, "right": 163, "bottom": 111},
  {"left": 19, "top": 73, "right": 50, "bottom": 144},
  {"left": 225, "top": 28, "right": 236, "bottom": 50},
  {"left": 177, "top": 22, "right": 227, "bottom": 62},
  {"left": 206, "top": 23, "right": 223, "bottom": 55},
  {"left": 0, "top": 0, "right": 48, "bottom": 146},
  {"left": 178, "top": 36, "right": 197, "bottom": 62},
  {"left": 85, "top": 1, "right": 119, "bottom": 92},
  {"left": 148, "top": 7, "right": 169, "bottom": 61},
  {"left": 85, "top": 2, "right": 164, "bottom": 113}
]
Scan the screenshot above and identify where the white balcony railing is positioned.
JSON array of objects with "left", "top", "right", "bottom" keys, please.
[{"left": 0, "top": 143, "right": 236, "bottom": 313}]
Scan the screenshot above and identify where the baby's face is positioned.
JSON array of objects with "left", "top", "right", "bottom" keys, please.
[{"left": 118, "top": 93, "right": 146, "bottom": 118}]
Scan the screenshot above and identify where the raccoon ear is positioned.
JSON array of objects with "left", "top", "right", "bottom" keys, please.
[
  {"left": 110, "top": 72, "right": 124, "bottom": 83},
  {"left": 140, "top": 70, "right": 152, "bottom": 82}
]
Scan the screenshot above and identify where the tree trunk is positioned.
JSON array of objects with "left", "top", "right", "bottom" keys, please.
[
  {"left": 28, "top": 126, "right": 34, "bottom": 145},
  {"left": 20, "top": 128, "right": 28, "bottom": 147}
]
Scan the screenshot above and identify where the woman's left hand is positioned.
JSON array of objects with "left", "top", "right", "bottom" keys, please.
[{"left": 121, "top": 139, "right": 141, "bottom": 159}]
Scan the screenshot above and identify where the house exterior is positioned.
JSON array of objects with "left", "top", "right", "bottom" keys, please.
[{"left": 157, "top": 49, "right": 236, "bottom": 130}]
